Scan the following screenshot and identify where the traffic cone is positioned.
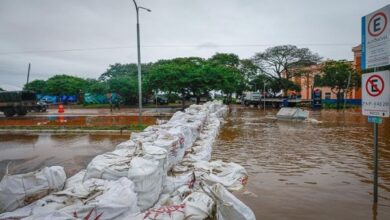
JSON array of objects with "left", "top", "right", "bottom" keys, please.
[{"left": 58, "top": 104, "right": 64, "bottom": 113}]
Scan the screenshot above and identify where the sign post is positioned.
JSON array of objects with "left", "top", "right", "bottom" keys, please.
[
  {"left": 362, "top": 4, "right": 390, "bottom": 205},
  {"left": 362, "top": 70, "right": 390, "bottom": 204}
]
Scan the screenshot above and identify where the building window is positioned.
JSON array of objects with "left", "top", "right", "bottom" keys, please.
[{"left": 325, "top": 92, "right": 331, "bottom": 99}]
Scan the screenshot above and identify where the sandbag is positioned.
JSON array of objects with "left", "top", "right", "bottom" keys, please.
[
  {"left": 128, "top": 157, "right": 163, "bottom": 211},
  {"left": 0, "top": 166, "right": 66, "bottom": 213},
  {"left": 162, "top": 172, "right": 195, "bottom": 194},
  {"left": 194, "top": 161, "right": 248, "bottom": 191},
  {"left": 84, "top": 148, "right": 137, "bottom": 181},
  {"left": 209, "top": 183, "right": 255, "bottom": 220},
  {"left": 1, "top": 178, "right": 140, "bottom": 220},
  {"left": 183, "top": 191, "right": 214, "bottom": 219}
]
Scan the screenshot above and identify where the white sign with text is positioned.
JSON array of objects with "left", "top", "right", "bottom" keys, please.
[
  {"left": 362, "top": 70, "right": 390, "bottom": 117},
  {"left": 362, "top": 5, "right": 390, "bottom": 69}
]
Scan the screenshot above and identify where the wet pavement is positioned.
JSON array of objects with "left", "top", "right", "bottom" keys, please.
[{"left": 212, "top": 105, "right": 390, "bottom": 220}]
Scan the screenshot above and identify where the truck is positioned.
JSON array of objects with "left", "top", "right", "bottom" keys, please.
[
  {"left": 0, "top": 90, "right": 46, "bottom": 117},
  {"left": 243, "top": 92, "right": 261, "bottom": 106}
]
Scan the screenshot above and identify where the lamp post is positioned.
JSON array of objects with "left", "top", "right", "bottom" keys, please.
[{"left": 132, "top": 0, "right": 151, "bottom": 124}]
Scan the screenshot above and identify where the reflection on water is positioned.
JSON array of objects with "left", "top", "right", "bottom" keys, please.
[
  {"left": 0, "top": 133, "right": 129, "bottom": 178},
  {"left": 212, "top": 106, "right": 390, "bottom": 220}
]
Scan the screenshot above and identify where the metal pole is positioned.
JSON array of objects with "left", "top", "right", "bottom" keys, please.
[
  {"left": 26, "top": 63, "right": 31, "bottom": 87},
  {"left": 343, "top": 70, "right": 352, "bottom": 111},
  {"left": 373, "top": 122, "right": 379, "bottom": 203},
  {"left": 136, "top": 19, "right": 142, "bottom": 124},
  {"left": 263, "top": 82, "right": 266, "bottom": 111}
]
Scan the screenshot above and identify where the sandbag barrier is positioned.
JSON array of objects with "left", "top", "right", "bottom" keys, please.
[{"left": 0, "top": 101, "right": 256, "bottom": 220}]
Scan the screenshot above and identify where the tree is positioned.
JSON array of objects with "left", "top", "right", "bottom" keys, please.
[
  {"left": 44, "top": 75, "right": 88, "bottom": 96},
  {"left": 208, "top": 53, "right": 245, "bottom": 100},
  {"left": 85, "top": 79, "right": 108, "bottom": 94},
  {"left": 24, "top": 80, "right": 47, "bottom": 94},
  {"left": 148, "top": 57, "right": 208, "bottom": 107},
  {"left": 253, "top": 45, "right": 321, "bottom": 95},
  {"left": 316, "top": 60, "right": 360, "bottom": 109}
]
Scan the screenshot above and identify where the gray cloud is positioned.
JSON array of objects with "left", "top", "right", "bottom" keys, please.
[{"left": 0, "top": 0, "right": 389, "bottom": 89}]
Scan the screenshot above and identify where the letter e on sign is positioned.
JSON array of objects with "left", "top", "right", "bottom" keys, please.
[{"left": 362, "top": 71, "right": 390, "bottom": 117}]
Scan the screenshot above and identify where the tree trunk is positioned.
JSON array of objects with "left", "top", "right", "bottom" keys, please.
[
  {"left": 196, "top": 96, "right": 200, "bottom": 105},
  {"left": 336, "top": 91, "right": 341, "bottom": 110},
  {"left": 181, "top": 92, "right": 186, "bottom": 110}
]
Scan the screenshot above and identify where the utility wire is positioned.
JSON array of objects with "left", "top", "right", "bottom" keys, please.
[{"left": 0, "top": 43, "right": 358, "bottom": 55}]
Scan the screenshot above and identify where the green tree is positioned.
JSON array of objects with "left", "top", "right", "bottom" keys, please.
[
  {"left": 316, "top": 60, "right": 360, "bottom": 109},
  {"left": 253, "top": 45, "right": 321, "bottom": 95},
  {"left": 24, "top": 80, "right": 47, "bottom": 93},
  {"left": 208, "top": 53, "right": 245, "bottom": 101},
  {"left": 148, "top": 57, "right": 208, "bottom": 107},
  {"left": 44, "top": 75, "right": 88, "bottom": 96},
  {"left": 85, "top": 79, "right": 108, "bottom": 94},
  {"left": 107, "top": 75, "right": 138, "bottom": 104}
]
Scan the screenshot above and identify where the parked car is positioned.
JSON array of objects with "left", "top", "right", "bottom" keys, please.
[
  {"left": 243, "top": 92, "right": 261, "bottom": 106},
  {"left": 33, "top": 101, "right": 48, "bottom": 112}
]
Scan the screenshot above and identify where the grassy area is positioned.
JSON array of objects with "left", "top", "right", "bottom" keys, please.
[
  {"left": 322, "top": 103, "right": 361, "bottom": 109},
  {"left": 0, "top": 124, "right": 148, "bottom": 131}
]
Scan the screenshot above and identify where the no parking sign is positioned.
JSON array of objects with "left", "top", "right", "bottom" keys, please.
[{"left": 362, "top": 70, "right": 390, "bottom": 117}]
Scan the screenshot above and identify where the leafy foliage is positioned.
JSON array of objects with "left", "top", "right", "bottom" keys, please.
[
  {"left": 44, "top": 75, "right": 88, "bottom": 95},
  {"left": 252, "top": 45, "right": 321, "bottom": 94},
  {"left": 316, "top": 60, "right": 360, "bottom": 108},
  {"left": 24, "top": 80, "right": 47, "bottom": 93}
]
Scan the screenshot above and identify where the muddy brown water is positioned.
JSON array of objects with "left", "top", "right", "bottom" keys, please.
[
  {"left": 0, "top": 133, "right": 130, "bottom": 178},
  {"left": 212, "top": 106, "right": 390, "bottom": 220},
  {"left": 1, "top": 106, "right": 389, "bottom": 219}
]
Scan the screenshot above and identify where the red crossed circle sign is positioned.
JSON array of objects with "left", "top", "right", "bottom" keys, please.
[{"left": 366, "top": 75, "right": 385, "bottom": 97}]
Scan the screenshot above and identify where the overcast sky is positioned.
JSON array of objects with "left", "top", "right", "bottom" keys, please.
[{"left": 0, "top": 0, "right": 389, "bottom": 90}]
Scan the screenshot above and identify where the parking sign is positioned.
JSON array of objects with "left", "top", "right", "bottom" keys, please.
[{"left": 362, "top": 70, "right": 390, "bottom": 117}]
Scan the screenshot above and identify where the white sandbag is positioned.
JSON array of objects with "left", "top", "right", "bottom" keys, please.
[
  {"left": 168, "top": 125, "right": 194, "bottom": 150},
  {"left": 162, "top": 172, "right": 195, "bottom": 194},
  {"left": 128, "top": 157, "right": 163, "bottom": 211},
  {"left": 3, "top": 178, "right": 140, "bottom": 220},
  {"left": 154, "top": 131, "right": 184, "bottom": 169},
  {"left": 64, "top": 169, "right": 86, "bottom": 189},
  {"left": 210, "top": 183, "right": 255, "bottom": 220},
  {"left": 131, "top": 130, "right": 159, "bottom": 143},
  {"left": 132, "top": 204, "right": 186, "bottom": 220},
  {"left": 84, "top": 148, "right": 137, "bottom": 181},
  {"left": 58, "top": 178, "right": 140, "bottom": 220},
  {"left": 168, "top": 111, "right": 186, "bottom": 123},
  {"left": 142, "top": 144, "right": 169, "bottom": 173},
  {"left": 0, "top": 166, "right": 66, "bottom": 213},
  {"left": 115, "top": 139, "right": 139, "bottom": 150},
  {"left": 194, "top": 161, "right": 248, "bottom": 191},
  {"left": 183, "top": 192, "right": 214, "bottom": 219}
]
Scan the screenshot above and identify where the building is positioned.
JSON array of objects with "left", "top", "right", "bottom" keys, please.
[{"left": 289, "top": 45, "right": 362, "bottom": 104}]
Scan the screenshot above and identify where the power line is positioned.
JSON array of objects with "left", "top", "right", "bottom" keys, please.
[{"left": 0, "top": 43, "right": 358, "bottom": 55}]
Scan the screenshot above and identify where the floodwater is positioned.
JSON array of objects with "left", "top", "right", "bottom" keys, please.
[
  {"left": 212, "top": 105, "right": 390, "bottom": 220},
  {"left": 0, "top": 133, "right": 129, "bottom": 178}
]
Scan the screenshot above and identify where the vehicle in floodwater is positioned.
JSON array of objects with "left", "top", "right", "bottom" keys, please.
[
  {"left": 0, "top": 90, "right": 45, "bottom": 117},
  {"left": 243, "top": 92, "right": 262, "bottom": 107},
  {"left": 276, "top": 107, "right": 309, "bottom": 120}
]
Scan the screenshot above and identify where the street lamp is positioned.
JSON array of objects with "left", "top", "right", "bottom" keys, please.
[{"left": 132, "top": 0, "right": 151, "bottom": 124}]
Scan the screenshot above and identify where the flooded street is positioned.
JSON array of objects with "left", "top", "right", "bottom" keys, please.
[
  {"left": 0, "top": 133, "right": 129, "bottom": 178},
  {"left": 212, "top": 105, "right": 390, "bottom": 219},
  {"left": 1, "top": 105, "right": 390, "bottom": 219}
]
